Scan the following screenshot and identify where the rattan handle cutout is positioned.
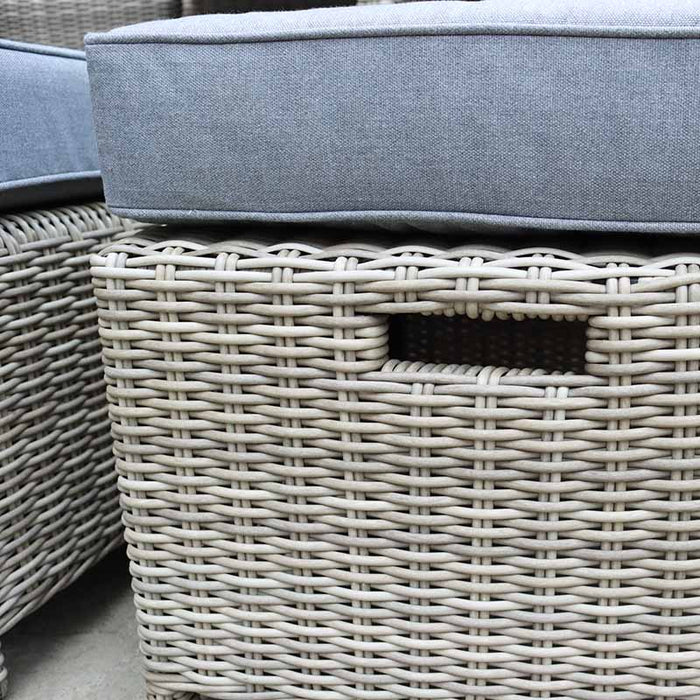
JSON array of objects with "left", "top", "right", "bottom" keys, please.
[{"left": 388, "top": 313, "right": 589, "bottom": 374}]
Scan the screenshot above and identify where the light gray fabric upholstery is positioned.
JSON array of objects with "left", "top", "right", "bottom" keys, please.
[
  {"left": 87, "top": 0, "right": 700, "bottom": 232},
  {"left": 0, "top": 41, "right": 101, "bottom": 212}
]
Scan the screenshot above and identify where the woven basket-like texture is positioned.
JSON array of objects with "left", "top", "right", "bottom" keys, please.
[
  {"left": 182, "top": 0, "right": 391, "bottom": 13},
  {"left": 182, "top": 0, "right": 345, "bottom": 14},
  {"left": 92, "top": 233, "right": 700, "bottom": 700},
  {"left": 0, "top": 204, "right": 136, "bottom": 681},
  {"left": 0, "top": 0, "right": 181, "bottom": 49}
]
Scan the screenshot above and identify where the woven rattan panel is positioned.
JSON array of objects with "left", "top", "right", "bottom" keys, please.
[
  {"left": 182, "top": 0, "right": 344, "bottom": 13},
  {"left": 0, "top": 204, "right": 136, "bottom": 692},
  {"left": 93, "top": 233, "right": 700, "bottom": 700},
  {"left": 0, "top": 0, "right": 181, "bottom": 49}
]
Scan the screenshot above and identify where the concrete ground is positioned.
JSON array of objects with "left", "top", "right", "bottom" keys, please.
[{"left": 3, "top": 548, "right": 150, "bottom": 700}]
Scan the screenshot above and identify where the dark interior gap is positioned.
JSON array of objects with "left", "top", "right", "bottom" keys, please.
[{"left": 388, "top": 314, "right": 588, "bottom": 374}]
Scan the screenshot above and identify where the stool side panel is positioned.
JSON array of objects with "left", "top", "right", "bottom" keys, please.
[
  {"left": 93, "top": 238, "right": 700, "bottom": 700},
  {"left": 0, "top": 204, "right": 136, "bottom": 638}
]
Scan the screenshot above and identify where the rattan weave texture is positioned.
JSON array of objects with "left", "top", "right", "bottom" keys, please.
[
  {"left": 0, "top": 0, "right": 181, "bottom": 49},
  {"left": 181, "top": 1, "right": 346, "bottom": 14},
  {"left": 93, "top": 233, "right": 700, "bottom": 700},
  {"left": 0, "top": 203, "right": 136, "bottom": 696}
]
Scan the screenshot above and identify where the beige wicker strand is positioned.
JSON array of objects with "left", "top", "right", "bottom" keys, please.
[
  {"left": 0, "top": 203, "right": 137, "bottom": 697},
  {"left": 92, "top": 232, "right": 700, "bottom": 700}
]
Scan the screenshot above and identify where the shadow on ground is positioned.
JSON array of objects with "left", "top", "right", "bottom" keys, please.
[{"left": 3, "top": 547, "right": 145, "bottom": 700}]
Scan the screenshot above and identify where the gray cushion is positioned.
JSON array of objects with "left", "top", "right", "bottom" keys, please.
[
  {"left": 86, "top": 1, "right": 700, "bottom": 232},
  {"left": 0, "top": 41, "right": 101, "bottom": 212}
]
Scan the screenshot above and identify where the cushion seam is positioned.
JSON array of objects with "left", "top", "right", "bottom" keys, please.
[
  {"left": 0, "top": 41, "right": 86, "bottom": 61},
  {"left": 0, "top": 171, "right": 102, "bottom": 190},
  {"left": 107, "top": 206, "right": 697, "bottom": 226},
  {"left": 86, "top": 24, "right": 700, "bottom": 46}
]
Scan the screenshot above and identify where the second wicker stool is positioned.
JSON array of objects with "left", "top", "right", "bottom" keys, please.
[{"left": 0, "top": 204, "right": 135, "bottom": 696}]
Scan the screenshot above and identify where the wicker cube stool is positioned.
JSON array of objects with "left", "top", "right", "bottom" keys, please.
[
  {"left": 92, "top": 231, "right": 700, "bottom": 700},
  {"left": 0, "top": 203, "right": 136, "bottom": 696}
]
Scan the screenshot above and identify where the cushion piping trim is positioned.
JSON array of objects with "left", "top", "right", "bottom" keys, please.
[
  {"left": 86, "top": 23, "right": 700, "bottom": 46},
  {"left": 0, "top": 39, "right": 86, "bottom": 61},
  {"left": 0, "top": 171, "right": 102, "bottom": 191},
  {"left": 107, "top": 207, "right": 700, "bottom": 233}
]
